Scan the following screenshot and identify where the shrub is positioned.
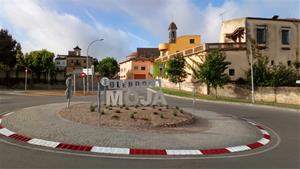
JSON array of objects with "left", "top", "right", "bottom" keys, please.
[
  {"left": 152, "top": 105, "right": 156, "bottom": 108},
  {"left": 90, "top": 104, "right": 96, "bottom": 112},
  {"left": 130, "top": 113, "right": 135, "bottom": 119},
  {"left": 101, "top": 111, "right": 105, "bottom": 115},
  {"left": 165, "top": 105, "right": 169, "bottom": 109},
  {"left": 135, "top": 105, "right": 139, "bottom": 108},
  {"left": 158, "top": 108, "right": 162, "bottom": 111},
  {"left": 115, "top": 110, "right": 121, "bottom": 113},
  {"left": 125, "top": 107, "right": 129, "bottom": 110},
  {"left": 160, "top": 114, "right": 164, "bottom": 119},
  {"left": 153, "top": 112, "right": 159, "bottom": 115},
  {"left": 173, "top": 112, "right": 178, "bottom": 116},
  {"left": 175, "top": 106, "right": 179, "bottom": 110},
  {"left": 180, "top": 109, "right": 184, "bottom": 113},
  {"left": 133, "top": 112, "right": 137, "bottom": 114},
  {"left": 111, "top": 115, "right": 119, "bottom": 120}
]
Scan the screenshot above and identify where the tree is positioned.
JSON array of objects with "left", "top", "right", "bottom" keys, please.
[
  {"left": 246, "top": 56, "right": 272, "bottom": 87},
  {"left": 269, "top": 63, "right": 297, "bottom": 102},
  {"left": 0, "top": 29, "right": 20, "bottom": 84},
  {"left": 97, "top": 57, "right": 119, "bottom": 78},
  {"left": 24, "top": 50, "right": 55, "bottom": 81},
  {"left": 166, "top": 55, "right": 188, "bottom": 90},
  {"left": 190, "top": 50, "right": 230, "bottom": 97}
]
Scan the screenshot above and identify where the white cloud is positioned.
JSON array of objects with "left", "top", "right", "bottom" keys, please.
[
  {"left": 72, "top": 0, "right": 299, "bottom": 43},
  {"left": 0, "top": 0, "right": 150, "bottom": 61}
]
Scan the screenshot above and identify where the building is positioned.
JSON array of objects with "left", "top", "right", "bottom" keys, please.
[
  {"left": 158, "top": 22, "right": 201, "bottom": 58},
  {"left": 156, "top": 16, "right": 300, "bottom": 81},
  {"left": 119, "top": 48, "right": 160, "bottom": 80},
  {"left": 55, "top": 46, "right": 97, "bottom": 75}
]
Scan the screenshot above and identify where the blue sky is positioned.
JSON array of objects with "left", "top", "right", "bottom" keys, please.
[{"left": 0, "top": 0, "right": 299, "bottom": 61}]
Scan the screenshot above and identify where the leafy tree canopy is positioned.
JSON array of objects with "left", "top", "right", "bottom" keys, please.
[
  {"left": 97, "top": 57, "right": 119, "bottom": 78},
  {"left": 0, "top": 29, "right": 19, "bottom": 70},
  {"left": 166, "top": 55, "right": 188, "bottom": 89}
]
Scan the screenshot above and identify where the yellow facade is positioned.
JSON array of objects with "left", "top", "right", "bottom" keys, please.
[{"left": 159, "top": 35, "right": 201, "bottom": 57}]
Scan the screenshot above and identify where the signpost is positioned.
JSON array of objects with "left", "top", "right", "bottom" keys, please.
[
  {"left": 81, "top": 72, "right": 86, "bottom": 95},
  {"left": 65, "top": 76, "right": 72, "bottom": 108}
]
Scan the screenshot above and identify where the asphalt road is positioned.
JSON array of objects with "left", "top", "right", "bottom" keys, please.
[{"left": 0, "top": 92, "right": 299, "bottom": 169}]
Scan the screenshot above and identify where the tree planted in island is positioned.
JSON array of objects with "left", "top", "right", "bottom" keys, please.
[
  {"left": 97, "top": 57, "right": 119, "bottom": 78},
  {"left": 166, "top": 55, "right": 188, "bottom": 90}
]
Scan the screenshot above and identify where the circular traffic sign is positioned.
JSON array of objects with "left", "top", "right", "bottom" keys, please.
[
  {"left": 100, "top": 77, "right": 109, "bottom": 86},
  {"left": 80, "top": 72, "right": 86, "bottom": 78}
]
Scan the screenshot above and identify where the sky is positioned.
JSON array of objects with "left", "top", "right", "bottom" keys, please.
[{"left": 0, "top": 0, "right": 299, "bottom": 61}]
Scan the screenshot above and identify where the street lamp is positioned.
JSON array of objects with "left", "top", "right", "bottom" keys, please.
[
  {"left": 250, "top": 43, "right": 255, "bottom": 104},
  {"left": 86, "top": 38, "right": 104, "bottom": 93}
]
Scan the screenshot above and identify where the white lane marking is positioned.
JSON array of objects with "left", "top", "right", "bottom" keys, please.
[
  {"left": 247, "top": 121, "right": 257, "bottom": 125},
  {"left": 226, "top": 145, "right": 251, "bottom": 152},
  {"left": 0, "top": 128, "right": 15, "bottom": 136},
  {"left": 91, "top": 146, "right": 130, "bottom": 155},
  {"left": 260, "top": 129, "right": 269, "bottom": 135},
  {"left": 3, "top": 112, "right": 14, "bottom": 117},
  {"left": 166, "top": 149, "right": 202, "bottom": 155},
  {"left": 27, "top": 138, "right": 60, "bottom": 148},
  {"left": 257, "top": 138, "right": 270, "bottom": 145}
]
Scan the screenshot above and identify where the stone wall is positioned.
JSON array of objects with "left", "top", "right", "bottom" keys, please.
[{"left": 161, "top": 79, "right": 300, "bottom": 105}]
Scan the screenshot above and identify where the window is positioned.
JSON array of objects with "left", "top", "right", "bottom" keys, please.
[
  {"left": 287, "top": 60, "right": 292, "bottom": 66},
  {"left": 83, "top": 60, "right": 86, "bottom": 63},
  {"left": 189, "top": 39, "right": 195, "bottom": 44},
  {"left": 134, "top": 66, "right": 138, "bottom": 70},
  {"left": 281, "top": 28, "right": 290, "bottom": 45},
  {"left": 141, "top": 66, "right": 146, "bottom": 70},
  {"left": 229, "top": 69, "right": 235, "bottom": 76},
  {"left": 57, "top": 61, "right": 60, "bottom": 65},
  {"left": 256, "top": 25, "right": 267, "bottom": 44},
  {"left": 271, "top": 60, "right": 274, "bottom": 65}
]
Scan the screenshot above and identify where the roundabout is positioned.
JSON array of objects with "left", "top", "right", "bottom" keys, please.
[{"left": 0, "top": 102, "right": 272, "bottom": 156}]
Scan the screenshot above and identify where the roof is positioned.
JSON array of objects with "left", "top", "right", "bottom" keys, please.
[
  {"left": 224, "top": 16, "right": 300, "bottom": 23},
  {"left": 119, "top": 57, "right": 153, "bottom": 65},
  {"left": 137, "top": 48, "right": 160, "bottom": 59},
  {"left": 168, "top": 22, "right": 177, "bottom": 30},
  {"left": 73, "top": 46, "right": 81, "bottom": 50}
]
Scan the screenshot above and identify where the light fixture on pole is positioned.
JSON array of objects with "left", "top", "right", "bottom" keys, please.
[{"left": 86, "top": 38, "right": 104, "bottom": 93}]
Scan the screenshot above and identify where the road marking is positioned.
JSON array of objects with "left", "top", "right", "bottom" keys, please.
[
  {"left": 0, "top": 128, "right": 15, "bottom": 136},
  {"left": 226, "top": 145, "right": 251, "bottom": 152},
  {"left": 257, "top": 138, "right": 270, "bottom": 145},
  {"left": 166, "top": 149, "right": 202, "bottom": 155},
  {"left": 28, "top": 138, "right": 60, "bottom": 148},
  {"left": 91, "top": 146, "right": 130, "bottom": 155}
]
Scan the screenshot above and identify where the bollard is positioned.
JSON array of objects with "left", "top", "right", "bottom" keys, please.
[{"left": 65, "top": 76, "right": 72, "bottom": 108}]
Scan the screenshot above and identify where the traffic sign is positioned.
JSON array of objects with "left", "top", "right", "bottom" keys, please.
[
  {"left": 100, "top": 77, "right": 109, "bottom": 86},
  {"left": 80, "top": 72, "right": 86, "bottom": 78}
]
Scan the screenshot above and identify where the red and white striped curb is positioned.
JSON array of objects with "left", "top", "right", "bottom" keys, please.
[{"left": 0, "top": 113, "right": 271, "bottom": 156}]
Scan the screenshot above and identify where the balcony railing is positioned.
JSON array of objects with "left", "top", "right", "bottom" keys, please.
[{"left": 155, "top": 42, "right": 246, "bottom": 62}]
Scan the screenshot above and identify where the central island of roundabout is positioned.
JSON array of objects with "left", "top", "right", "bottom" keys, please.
[{"left": 0, "top": 79, "right": 271, "bottom": 156}]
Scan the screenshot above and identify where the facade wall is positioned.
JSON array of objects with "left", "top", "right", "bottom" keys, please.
[
  {"left": 246, "top": 18, "right": 300, "bottom": 66},
  {"left": 224, "top": 50, "right": 248, "bottom": 80},
  {"left": 219, "top": 18, "right": 246, "bottom": 43},
  {"left": 120, "top": 60, "right": 153, "bottom": 80},
  {"left": 159, "top": 35, "right": 201, "bottom": 57}
]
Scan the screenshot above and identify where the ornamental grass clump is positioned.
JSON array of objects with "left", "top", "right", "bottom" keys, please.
[{"left": 90, "top": 104, "right": 96, "bottom": 112}]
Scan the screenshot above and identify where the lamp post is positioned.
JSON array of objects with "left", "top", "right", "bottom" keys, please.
[
  {"left": 86, "top": 38, "right": 104, "bottom": 93},
  {"left": 25, "top": 68, "right": 28, "bottom": 92},
  {"left": 250, "top": 43, "right": 255, "bottom": 104}
]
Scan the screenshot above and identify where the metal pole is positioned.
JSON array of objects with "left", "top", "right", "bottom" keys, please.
[
  {"left": 193, "top": 85, "right": 196, "bottom": 113},
  {"left": 250, "top": 43, "right": 255, "bottom": 104},
  {"left": 83, "top": 76, "right": 86, "bottom": 96},
  {"left": 25, "top": 68, "right": 28, "bottom": 91},
  {"left": 73, "top": 73, "right": 76, "bottom": 96},
  {"left": 87, "top": 39, "right": 104, "bottom": 93},
  {"left": 97, "top": 82, "right": 101, "bottom": 127}
]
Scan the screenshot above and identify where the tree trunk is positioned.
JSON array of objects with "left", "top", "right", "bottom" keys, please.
[
  {"left": 178, "top": 83, "right": 181, "bottom": 91},
  {"left": 6, "top": 70, "right": 10, "bottom": 87},
  {"left": 215, "top": 87, "right": 218, "bottom": 99},
  {"left": 274, "top": 87, "right": 277, "bottom": 103},
  {"left": 206, "top": 84, "right": 210, "bottom": 95}
]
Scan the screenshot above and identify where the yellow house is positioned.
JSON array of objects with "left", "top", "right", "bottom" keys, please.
[{"left": 158, "top": 22, "right": 201, "bottom": 58}]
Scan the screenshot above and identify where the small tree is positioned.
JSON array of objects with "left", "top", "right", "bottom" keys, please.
[
  {"left": 97, "top": 57, "right": 119, "bottom": 78},
  {"left": 269, "top": 63, "right": 297, "bottom": 102},
  {"left": 246, "top": 56, "right": 272, "bottom": 87},
  {"left": 192, "top": 50, "right": 230, "bottom": 97},
  {"left": 166, "top": 55, "right": 188, "bottom": 90}
]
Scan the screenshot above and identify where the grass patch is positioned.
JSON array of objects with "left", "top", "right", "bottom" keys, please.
[{"left": 152, "top": 87, "right": 300, "bottom": 110}]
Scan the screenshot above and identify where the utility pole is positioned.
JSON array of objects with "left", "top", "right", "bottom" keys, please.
[{"left": 250, "top": 43, "right": 255, "bottom": 104}]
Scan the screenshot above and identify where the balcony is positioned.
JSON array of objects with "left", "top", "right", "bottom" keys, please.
[{"left": 204, "top": 43, "right": 246, "bottom": 51}]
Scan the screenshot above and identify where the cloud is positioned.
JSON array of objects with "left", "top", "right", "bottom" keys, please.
[
  {"left": 0, "top": 0, "right": 150, "bottom": 61},
  {"left": 72, "top": 0, "right": 299, "bottom": 43}
]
